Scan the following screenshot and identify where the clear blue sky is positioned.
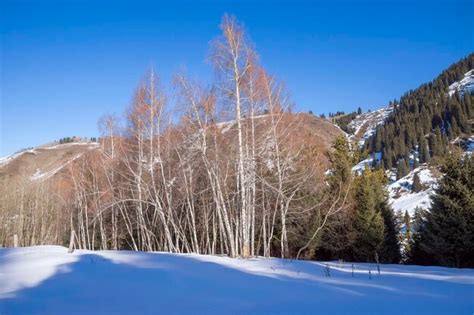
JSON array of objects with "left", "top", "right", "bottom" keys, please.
[{"left": 1, "top": 0, "right": 473, "bottom": 156}]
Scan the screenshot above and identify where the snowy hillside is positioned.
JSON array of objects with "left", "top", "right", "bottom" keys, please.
[
  {"left": 448, "top": 69, "right": 474, "bottom": 97},
  {"left": 351, "top": 159, "right": 439, "bottom": 216},
  {"left": 1, "top": 246, "right": 473, "bottom": 315},
  {"left": 0, "top": 142, "right": 99, "bottom": 183},
  {"left": 347, "top": 106, "right": 393, "bottom": 147},
  {"left": 386, "top": 137, "right": 473, "bottom": 216},
  {"left": 344, "top": 68, "right": 474, "bottom": 148},
  {"left": 387, "top": 165, "right": 438, "bottom": 216},
  {"left": 352, "top": 161, "right": 438, "bottom": 216},
  {"left": 0, "top": 149, "right": 36, "bottom": 167}
]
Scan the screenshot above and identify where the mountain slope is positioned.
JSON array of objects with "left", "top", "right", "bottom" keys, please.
[
  {"left": 387, "top": 165, "right": 440, "bottom": 215},
  {"left": 0, "top": 142, "right": 99, "bottom": 183},
  {"left": 342, "top": 54, "right": 474, "bottom": 218},
  {"left": 364, "top": 54, "right": 474, "bottom": 172},
  {"left": 448, "top": 69, "right": 474, "bottom": 97},
  {"left": 347, "top": 106, "right": 394, "bottom": 148},
  {"left": 337, "top": 56, "right": 474, "bottom": 153},
  {"left": 0, "top": 114, "right": 342, "bottom": 186}
]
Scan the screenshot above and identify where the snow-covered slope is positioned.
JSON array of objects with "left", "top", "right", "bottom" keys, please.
[
  {"left": 0, "top": 149, "right": 36, "bottom": 167},
  {"left": 448, "top": 69, "right": 474, "bottom": 97},
  {"left": 351, "top": 156, "right": 374, "bottom": 174},
  {"left": 1, "top": 246, "right": 473, "bottom": 315},
  {"left": 345, "top": 68, "right": 473, "bottom": 150},
  {"left": 352, "top": 161, "right": 438, "bottom": 216},
  {"left": 347, "top": 106, "right": 393, "bottom": 148},
  {"left": 388, "top": 165, "right": 438, "bottom": 216},
  {"left": 0, "top": 142, "right": 99, "bottom": 183},
  {"left": 345, "top": 67, "right": 473, "bottom": 148}
]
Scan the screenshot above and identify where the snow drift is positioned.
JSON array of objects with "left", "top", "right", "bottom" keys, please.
[
  {"left": 388, "top": 165, "right": 438, "bottom": 215},
  {"left": 1, "top": 246, "right": 473, "bottom": 314}
]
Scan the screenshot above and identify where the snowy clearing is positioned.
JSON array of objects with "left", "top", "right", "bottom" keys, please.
[
  {"left": 1, "top": 246, "right": 473, "bottom": 314},
  {"left": 388, "top": 165, "right": 438, "bottom": 215},
  {"left": 448, "top": 69, "right": 474, "bottom": 97}
]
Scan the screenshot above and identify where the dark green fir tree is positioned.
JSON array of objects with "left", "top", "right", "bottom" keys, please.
[
  {"left": 412, "top": 154, "right": 474, "bottom": 267},
  {"left": 412, "top": 173, "right": 423, "bottom": 193},
  {"left": 351, "top": 169, "right": 385, "bottom": 262}
]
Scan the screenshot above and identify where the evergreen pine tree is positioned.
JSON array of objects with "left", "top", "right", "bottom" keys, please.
[
  {"left": 379, "top": 201, "right": 401, "bottom": 263},
  {"left": 328, "top": 135, "right": 353, "bottom": 184},
  {"left": 317, "top": 136, "right": 356, "bottom": 261},
  {"left": 450, "top": 118, "right": 459, "bottom": 138},
  {"left": 415, "top": 155, "right": 474, "bottom": 267},
  {"left": 413, "top": 158, "right": 420, "bottom": 169},
  {"left": 429, "top": 133, "right": 439, "bottom": 157},
  {"left": 396, "top": 159, "right": 409, "bottom": 179},
  {"left": 372, "top": 169, "right": 401, "bottom": 263},
  {"left": 401, "top": 210, "right": 412, "bottom": 261},
  {"left": 412, "top": 173, "right": 423, "bottom": 192},
  {"left": 419, "top": 137, "right": 430, "bottom": 164},
  {"left": 351, "top": 169, "right": 385, "bottom": 262},
  {"left": 408, "top": 207, "right": 432, "bottom": 265}
]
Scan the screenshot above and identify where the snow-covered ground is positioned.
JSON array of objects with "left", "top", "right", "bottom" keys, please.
[
  {"left": 351, "top": 152, "right": 381, "bottom": 174},
  {"left": 448, "top": 69, "right": 474, "bottom": 97},
  {"left": 386, "top": 134, "right": 473, "bottom": 216},
  {"left": 467, "top": 136, "right": 474, "bottom": 153},
  {"left": 388, "top": 165, "right": 437, "bottom": 216},
  {"left": 1, "top": 246, "right": 473, "bottom": 315},
  {"left": 351, "top": 157, "right": 373, "bottom": 174},
  {"left": 348, "top": 106, "right": 393, "bottom": 147},
  {"left": 351, "top": 162, "right": 437, "bottom": 216}
]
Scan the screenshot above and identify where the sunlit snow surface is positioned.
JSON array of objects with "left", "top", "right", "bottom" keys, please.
[
  {"left": 1, "top": 246, "right": 473, "bottom": 314},
  {"left": 388, "top": 166, "right": 437, "bottom": 216},
  {"left": 448, "top": 69, "right": 474, "bottom": 97}
]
